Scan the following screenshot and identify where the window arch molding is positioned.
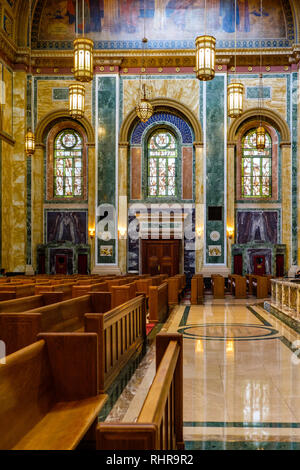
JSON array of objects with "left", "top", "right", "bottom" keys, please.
[
  {"left": 46, "top": 120, "right": 88, "bottom": 201},
  {"left": 141, "top": 121, "right": 183, "bottom": 201},
  {"left": 236, "top": 120, "right": 279, "bottom": 201}
]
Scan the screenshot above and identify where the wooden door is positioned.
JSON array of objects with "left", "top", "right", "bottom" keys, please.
[
  {"left": 253, "top": 255, "right": 266, "bottom": 275},
  {"left": 55, "top": 254, "right": 68, "bottom": 274},
  {"left": 142, "top": 240, "right": 180, "bottom": 276}
]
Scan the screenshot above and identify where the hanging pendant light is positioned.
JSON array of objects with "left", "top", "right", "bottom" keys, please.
[
  {"left": 227, "top": 0, "right": 244, "bottom": 117},
  {"left": 25, "top": 3, "right": 35, "bottom": 156},
  {"left": 69, "top": 83, "right": 85, "bottom": 118},
  {"left": 25, "top": 128, "right": 35, "bottom": 156},
  {"left": 256, "top": 125, "right": 266, "bottom": 150},
  {"left": 195, "top": 35, "right": 216, "bottom": 81},
  {"left": 136, "top": 84, "right": 153, "bottom": 123},
  {"left": 195, "top": 0, "right": 215, "bottom": 81},
  {"left": 227, "top": 82, "right": 244, "bottom": 118},
  {"left": 73, "top": 0, "right": 94, "bottom": 82}
]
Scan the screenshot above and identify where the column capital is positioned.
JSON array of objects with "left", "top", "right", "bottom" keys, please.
[
  {"left": 119, "top": 141, "right": 129, "bottom": 148},
  {"left": 193, "top": 141, "right": 204, "bottom": 148},
  {"left": 280, "top": 141, "right": 291, "bottom": 148}
]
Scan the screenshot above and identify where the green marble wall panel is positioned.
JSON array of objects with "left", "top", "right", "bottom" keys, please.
[
  {"left": 97, "top": 76, "right": 117, "bottom": 264},
  {"left": 205, "top": 76, "right": 225, "bottom": 264},
  {"left": 26, "top": 75, "right": 32, "bottom": 265}
]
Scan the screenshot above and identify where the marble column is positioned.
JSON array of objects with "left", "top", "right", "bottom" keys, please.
[
  {"left": 118, "top": 142, "right": 129, "bottom": 274},
  {"left": 227, "top": 144, "right": 235, "bottom": 270},
  {"left": 2, "top": 71, "right": 27, "bottom": 272},
  {"left": 194, "top": 142, "right": 204, "bottom": 272},
  {"left": 281, "top": 143, "right": 292, "bottom": 273},
  {"left": 87, "top": 144, "right": 96, "bottom": 272},
  {"left": 31, "top": 144, "right": 44, "bottom": 271}
]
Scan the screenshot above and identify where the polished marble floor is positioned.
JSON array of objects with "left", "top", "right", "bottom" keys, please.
[{"left": 105, "top": 295, "right": 300, "bottom": 450}]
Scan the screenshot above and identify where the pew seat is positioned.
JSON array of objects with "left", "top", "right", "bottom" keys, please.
[{"left": 0, "top": 333, "right": 107, "bottom": 450}]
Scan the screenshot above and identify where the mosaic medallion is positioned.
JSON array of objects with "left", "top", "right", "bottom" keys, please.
[{"left": 177, "top": 323, "right": 279, "bottom": 341}]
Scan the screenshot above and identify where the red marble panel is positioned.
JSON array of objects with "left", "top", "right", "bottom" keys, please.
[
  {"left": 131, "top": 147, "right": 142, "bottom": 200},
  {"left": 182, "top": 147, "right": 193, "bottom": 200}
]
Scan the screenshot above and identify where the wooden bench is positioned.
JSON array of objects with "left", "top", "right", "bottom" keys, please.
[
  {"left": 0, "top": 292, "right": 112, "bottom": 355},
  {"left": 85, "top": 295, "right": 146, "bottom": 391},
  {"left": 167, "top": 277, "right": 181, "bottom": 306},
  {"left": 0, "top": 332, "right": 107, "bottom": 450},
  {"left": 191, "top": 275, "right": 204, "bottom": 304},
  {"left": 97, "top": 333, "right": 183, "bottom": 450},
  {"left": 0, "top": 292, "right": 64, "bottom": 313},
  {"left": 211, "top": 275, "right": 225, "bottom": 299},
  {"left": 72, "top": 281, "right": 109, "bottom": 298},
  {"left": 252, "top": 275, "right": 269, "bottom": 299},
  {"left": 0, "top": 284, "right": 35, "bottom": 300},
  {"left": 231, "top": 275, "right": 247, "bottom": 299},
  {"left": 148, "top": 282, "right": 168, "bottom": 323},
  {"left": 34, "top": 282, "right": 74, "bottom": 300}
]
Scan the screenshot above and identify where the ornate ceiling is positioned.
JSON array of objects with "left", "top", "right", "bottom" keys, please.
[{"left": 1, "top": 0, "right": 300, "bottom": 70}]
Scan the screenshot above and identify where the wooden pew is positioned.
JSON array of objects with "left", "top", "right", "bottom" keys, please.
[
  {"left": 85, "top": 295, "right": 146, "bottom": 392},
  {"left": 0, "top": 292, "right": 64, "bottom": 313},
  {"left": 0, "top": 333, "right": 107, "bottom": 450},
  {"left": 231, "top": 275, "right": 247, "bottom": 299},
  {"left": 211, "top": 275, "right": 225, "bottom": 299},
  {"left": 252, "top": 275, "right": 269, "bottom": 299},
  {"left": 0, "top": 292, "right": 112, "bottom": 355},
  {"left": 191, "top": 275, "right": 204, "bottom": 304},
  {"left": 0, "top": 284, "right": 35, "bottom": 300},
  {"left": 167, "top": 277, "right": 180, "bottom": 306},
  {"left": 0, "top": 293, "right": 146, "bottom": 393},
  {"left": 148, "top": 282, "right": 168, "bottom": 323},
  {"left": 35, "top": 282, "right": 74, "bottom": 300},
  {"left": 72, "top": 281, "right": 109, "bottom": 298},
  {"left": 97, "top": 333, "right": 183, "bottom": 450}
]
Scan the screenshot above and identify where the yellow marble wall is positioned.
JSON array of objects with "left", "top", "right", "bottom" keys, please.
[
  {"left": 122, "top": 78, "right": 200, "bottom": 118},
  {"left": 36, "top": 79, "right": 93, "bottom": 124},
  {"left": 2, "top": 65, "right": 12, "bottom": 136},
  {"left": 1, "top": 70, "right": 27, "bottom": 271},
  {"left": 229, "top": 76, "right": 287, "bottom": 119}
]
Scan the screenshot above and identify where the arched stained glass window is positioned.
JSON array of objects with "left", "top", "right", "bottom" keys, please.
[
  {"left": 54, "top": 129, "right": 83, "bottom": 198},
  {"left": 148, "top": 130, "right": 177, "bottom": 197},
  {"left": 241, "top": 129, "right": 272, "bottom": 198}
]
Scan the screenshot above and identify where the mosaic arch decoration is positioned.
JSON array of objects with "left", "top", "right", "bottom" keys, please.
[
  {"left": 131, "top": 112, "right": 193, "bottom": 145},
  {"left": 32, "top": 0, "right": 295, "bottom": 50}
]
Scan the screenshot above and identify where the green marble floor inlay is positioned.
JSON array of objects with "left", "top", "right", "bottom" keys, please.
[
  {"left": 185, "top": 441, "right": 300, "bottom": 450},
  {"left": 184, "top": 421, "right": 300, "bottom": 428},
  {"left": 177, "top": 323, "right": 279, "bottom": 341},
  {"left": 179, "top": 306, "right": 191, "bottom": 327}
]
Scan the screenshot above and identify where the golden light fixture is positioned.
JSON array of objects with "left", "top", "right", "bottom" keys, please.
[
  {"left": 136, "top": 84, "right": 153, "bottom": 123},
  {"left": 69, "top": 83, "right": 85, "bottom": 119},
  {"left": 256, "top": 125, "right": 266, "bottom": 150},
  {"left": 195, "top": 35, "right": 216, "bottom": 81},
  {"left": 88, "top": 227, "right": 95, "bottom": 239},
  {"left": 227, "top": 0, "right": 244, "bottom": 118},
  {"left": 73, "top": 38, "right": 94, "bottom": 82},
  {"left": 73, "top": 0, "right": 94, "bottom": 82},
  {"left": 227, "top": 82, "right": 244, "bottom": 118},
  {"left": 118, "top": 227, "right": 127, "bottom": 239},
  {"left": 25, "top": 128, "right": 35, "bottom": 156},
  {"left": 227, "top": 226, "right": 234, "bottom": 240}
]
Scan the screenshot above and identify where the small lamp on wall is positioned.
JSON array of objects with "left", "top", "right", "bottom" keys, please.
[
  {"left": 227, "top": 226, "right": 234, "bottom": 240},
  {"left": 118, "top": 227, "right": 127, "bottom": 240},
  {"left": 25, "top": 128, "right": 35, "bottom": 156},
  {"left": 196, "top": 227, "right": 203, "bottom": 239},
  {"left": 88, "top": 227, "right": 95, "bottom": 239}
]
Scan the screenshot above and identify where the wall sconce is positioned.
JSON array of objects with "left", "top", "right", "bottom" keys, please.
[
  {"left": 118, "top": 227, "right": 127, "bottom": 240},
  {"left": 226, "top": 340, "right": 234, "bottom": 354},
  {"left": 196, "top": 227, "right": 203, "bottom": 238},
  {"left": 88, "top": 227, "right": 95, "bottom": 239},
  {"left": 227, "top": 226, "right": 234, "bottom": 240}
]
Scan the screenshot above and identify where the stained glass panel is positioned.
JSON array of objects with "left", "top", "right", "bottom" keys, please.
[
  {"left": 54, "top": 130, "right": 83, "bottom": 198},
  {"left": 148, "top": 130, "right": 177, "bottom": 197},
  {"left": 241, "top": 129, "right": 272, "bottom": 198}
]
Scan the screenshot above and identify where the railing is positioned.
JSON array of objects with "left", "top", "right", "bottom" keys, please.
[
  {"left": 97, "top": 333, "right": 183, "bottom": 450},
  {"left": 271, "top": 278, "right": 300, "bottom": 320}
]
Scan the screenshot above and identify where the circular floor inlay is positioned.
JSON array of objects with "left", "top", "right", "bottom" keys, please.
[{"left": 177, "top": 323, "right": 279, "bottom": 341}]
